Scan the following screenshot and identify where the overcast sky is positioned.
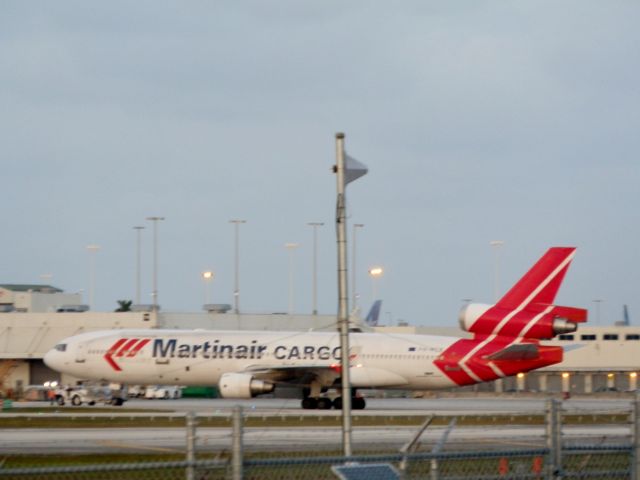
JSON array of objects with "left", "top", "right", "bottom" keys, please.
[{"left": 2, "top": 2, "right": 639, "bottom": 327}]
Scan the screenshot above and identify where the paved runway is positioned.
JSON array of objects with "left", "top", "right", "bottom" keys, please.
[{"left": 10, "top": 396, "right": 633, "bottom": 416}]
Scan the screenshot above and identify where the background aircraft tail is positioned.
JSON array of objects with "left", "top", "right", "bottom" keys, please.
[{"left": 365, "top": 300, "right": 382, "bottom": 326}]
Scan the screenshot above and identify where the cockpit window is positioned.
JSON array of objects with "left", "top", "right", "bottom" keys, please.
[{"left": 54, "top": 344, "right": 67, "bottom": 352}]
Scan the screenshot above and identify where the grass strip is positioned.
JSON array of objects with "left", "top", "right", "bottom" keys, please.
[{"left": 0, "top": 413, "right": 629, "bottom": 429}]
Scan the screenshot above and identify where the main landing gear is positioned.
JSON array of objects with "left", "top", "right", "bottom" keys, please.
[
  {"left": 301, "top": 395, "right": 366, "bottom": 410},
  {"left": 301, "top": 389, "right": 366, "bottom": 410}
]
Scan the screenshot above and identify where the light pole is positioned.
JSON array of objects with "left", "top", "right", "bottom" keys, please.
[
  {"left": 368, "top": 266, "right": 384, "bottom": 302},
  {"left": 202, "top": 270, "right": 214, "bottom": 305},
  {"left": 133, "top": 226, "right": 145, "bottom": 305},
  {"left": 351, "top": 223, "right": 364, "bottom": 311},
  {"left": 490, "top": 240, "right": 505, "bottom": 302},
  {"left": 229, "top": 219, "right": 247, "bottom": 314},
  {"left": 308, "top": 222, "right": 324, "bottom": 315},
  {"left": 39, "top": 273, "right": 53, "bottom": 284},
  {"left": 86, "top": 244, "right": 100, "bottom": 310},
  {"left": 285, "top": 243, "right": 299, "bottom": 315},
  {"left": 593, "top": 299, "right": 603, "bottom": 325},
  {"left": 146, "top": 217, "right": 165, "bottom": 311}
]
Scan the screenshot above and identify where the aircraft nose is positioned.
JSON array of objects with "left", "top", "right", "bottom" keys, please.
[
  {"left": 43, "top": 349, "right": 58, "bottom": 369},
  {"left": 44, "top": 345, "right": 66, "bottom": 371}
]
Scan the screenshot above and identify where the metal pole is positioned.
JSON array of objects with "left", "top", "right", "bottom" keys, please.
[
  {"left": 490, "top": 240, "right": 504, "bottom": 302},
  {"left": 285, "top": 243, "right": 299, "bottom": 314},
  {"left": 593, "top": 299, "right": 603, "bottom": 325},
  {"left": 633, "top": 393, "right": 640, "bottom": 480},
  {"left": 146, "top": 217, "right": 165, "bottom": 311},
  {"left": 232, "top": 405, "right": 244, "bottom": 480},
  {"left": 308, "top": 222, "right": 324, "bottom": 315},
  {"left": 230, "top": 220, "right": 246, "bottom": 314},
  {"left": 399, "top": 416, "right": 434, "bottom": 472},
  {"left": 351, "top": 223, "right": 363, "bottom": 310},
  {"left": 133, "top": 226, "right": 144, "bottom": 305},
  {"left": 335, "top": 132, "right": 353, "bottom": 457},
  {"left": 86, "top": 245, "right": 100, "bottom": 310},
  {"left": 186, "top": 411, "right": 196, "bottom": 480},
  {"left": 546, "top": 397, "right": 561, "bottom": 479},
  {"left": 202, "top": 271, "right": 213, "bottom": 306}
]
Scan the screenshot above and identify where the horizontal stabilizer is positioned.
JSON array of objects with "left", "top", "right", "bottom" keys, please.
[
  {"left": 551, "top": 306, "right": 587, "bottom": 323},
  {"left": 562, "top": 344, "right": 584, "bottom": 353},
  {"left": 486, "top": 343, "right": 539, "bottom": 361}
]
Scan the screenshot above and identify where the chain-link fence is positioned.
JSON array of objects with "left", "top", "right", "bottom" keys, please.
[{"left": 1, "top": 397, "right": 638, "bottom": 479}]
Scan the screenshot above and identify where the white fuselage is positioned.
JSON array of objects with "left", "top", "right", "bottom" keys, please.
[{"left": 44, "top": 329, "right": 458, "bottom": 391}]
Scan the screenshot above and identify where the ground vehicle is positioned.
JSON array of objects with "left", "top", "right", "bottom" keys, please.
[
  {"left": 54, "top": 386, "right": 98, "bottom": 406},
  {"left": 144, "top": 385, "right": 182, "bottom": 399},
  {"left": 127, "top": 385, "right": 146, "bottom": 398},
  {"left": 54, "top": 384, "right": 122, "bottom": 406}
]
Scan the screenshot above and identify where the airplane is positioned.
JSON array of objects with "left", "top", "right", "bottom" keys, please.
[{"left": 44, "top": 247, "right": 586, "bottom": 410}]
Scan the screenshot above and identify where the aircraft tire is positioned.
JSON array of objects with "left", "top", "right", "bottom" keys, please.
[
  {"left": 317, "top": 397, "right": 332, "bottom": 410},
  {"left": 353, "top": 397, "right": 366, "bottom": 410},
  {"left": 332, "top": 397, "right": 342, "bottom": 410},
  {"left": 301, "top": 397, "right": 318, "bottom": 409}
]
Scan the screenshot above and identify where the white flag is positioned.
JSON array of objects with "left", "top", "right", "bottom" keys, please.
[{"left": 344, "top": 154, "right": 368, "bottom": 186}]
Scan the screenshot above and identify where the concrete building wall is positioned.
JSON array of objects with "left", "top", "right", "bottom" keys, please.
[
  {"left": 158, "top": 312, "right": 338, "bottom": 332},
  {"left": 0, "top": 312, "right": 156, "bottom": 359},
  {"left": 13, "top": 292, "right": 84, "bottom": 313}
]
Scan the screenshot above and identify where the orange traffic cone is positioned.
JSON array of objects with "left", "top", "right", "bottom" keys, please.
[{"left": 499, "top": 457, "right": 509, "bottom": 476}]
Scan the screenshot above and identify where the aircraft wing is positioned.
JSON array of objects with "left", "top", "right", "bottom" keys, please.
[
  {"left": 243, "top": 362, "right": 409, "bottom": 388},
  {"left": 243, "top": 364, "right": 341, "bottom": 386}
]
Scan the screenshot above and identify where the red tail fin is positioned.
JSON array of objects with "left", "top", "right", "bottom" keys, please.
[
  {"left": 497, "top": 247, "right": 576, "bottom": 309},
  {"left": 437, "top": 247, "right": 586, "bottom": 387},
  {"left": 463, "top": 247, "right": 585, "bottom": 338}
]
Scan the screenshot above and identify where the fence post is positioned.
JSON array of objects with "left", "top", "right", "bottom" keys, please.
[
  {"left": 546, "top": 397, "right": 561, "bottom": 479},
  {"left": 430, "top": 457, "right": 439, "bottom": 480},
  {"left": 232, "top": 405, "right": 244, "bottom": 480},
  {"left": 633, "top": 393, "right": 640, "bottom": 480},
  {"left": 186, "top": 411, "right": 196, "bottom": 480}
]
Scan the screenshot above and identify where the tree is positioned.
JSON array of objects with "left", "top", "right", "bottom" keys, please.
[{"left": 115, "top": 300, "right": 133, "bottom": 312}]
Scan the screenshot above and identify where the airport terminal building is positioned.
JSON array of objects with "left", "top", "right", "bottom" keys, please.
[{"left": 1, "top": 284, "right": 638, "bottom": 397}]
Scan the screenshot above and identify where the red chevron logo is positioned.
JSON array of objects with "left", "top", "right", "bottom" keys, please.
[{"left": 104, "top": 338, "right": 150, "bottom": 371}]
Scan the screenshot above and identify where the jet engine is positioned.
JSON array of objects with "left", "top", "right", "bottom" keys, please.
[
  {"left": 218, "top": 373, "right": 275, "bottom": 399},
  {"left": 458, "top": 303, "right": 585, "bottom": 340}
]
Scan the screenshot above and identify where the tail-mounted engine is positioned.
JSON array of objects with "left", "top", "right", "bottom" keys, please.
[{"left": 458, "top": 302, "right": 587, "bottom": 340}]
